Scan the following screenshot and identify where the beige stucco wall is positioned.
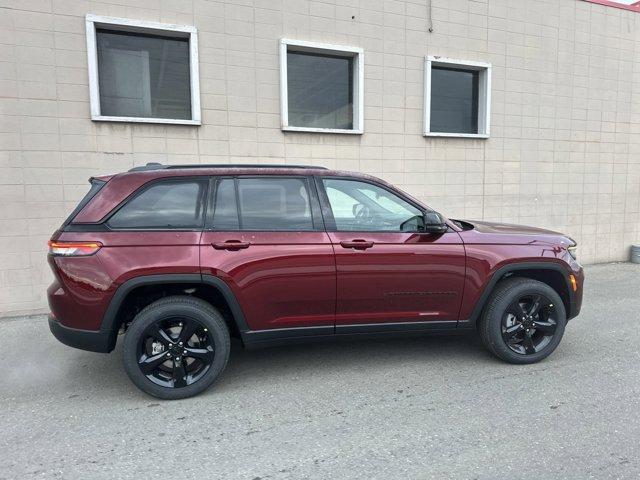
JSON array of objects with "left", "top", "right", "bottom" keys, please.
[{"left": 1, "top": 0, "right": 640, "bottom": 316}]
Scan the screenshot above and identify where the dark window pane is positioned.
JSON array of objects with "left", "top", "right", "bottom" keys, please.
[
  {"left": 287, "top": 51, "right": 353, "bottom": 130},
  {"left": 109, "top": 180, "right": 205, "bottom": 229},
  {"left": 237, "top": 178, "right": 313, "bottom": 230},
  {"left": 96, "top": 29, "right": 191, "bottom": 120},
  {"left": 430, "top": 66, "right": 479, "bottom": 134},
  {"left": 323, "top": 179, "right": 422, "bottom": 232},
  {"left": 212, "top": 179, "right": 239, "bottom": 230}
]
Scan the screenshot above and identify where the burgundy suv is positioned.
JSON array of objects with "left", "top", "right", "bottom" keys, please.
[{"left": 48, "top": 164, "right": 583, "bottom": 399}]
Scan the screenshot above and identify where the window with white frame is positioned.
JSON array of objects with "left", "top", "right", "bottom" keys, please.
[
  {"left": 279, "top": 39, "right": 364, "bottom": 134},
  {"left": 424, "top": 56, "right": 491, "bottom": 138},
  {"left": 85, "top": 14, "right": 201, "bottom": 125}
]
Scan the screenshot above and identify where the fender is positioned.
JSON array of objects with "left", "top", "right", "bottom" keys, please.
[
  {"left": 460, "top": 261, "right": 577, "bottom": 328},
  {"left": 100, "top": 273, "right": 250, "bottom": 351},
  {"left": 202, "top": 274, "right": 250, "bottom": 333}
]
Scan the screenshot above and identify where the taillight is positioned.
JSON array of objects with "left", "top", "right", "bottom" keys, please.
[{"left": 48, "top": 240, "right": 102, "bottom": 256}]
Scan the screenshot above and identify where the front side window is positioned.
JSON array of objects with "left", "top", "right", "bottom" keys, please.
[
  {"left": 280, "top": 39, "right": 364, "bottom": 133},
  {"left": 424, "top": 56, "right": 491, "bottom": 138},
  {"left": 237, "top": 178, "right": 314, "bottom": 231},
  {"left": 86, "top": 15, "right": 201, "bottom": 124},
  {"left": 108, "top": 180, "right": 207, "bottom": 229},
  {"left": 323, "top": 179, "right": 422, "bottom": 232}
]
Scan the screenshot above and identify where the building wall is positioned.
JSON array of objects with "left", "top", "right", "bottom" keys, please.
[{"left": 1, "top": 0, "right": 639, "bottom": 316}]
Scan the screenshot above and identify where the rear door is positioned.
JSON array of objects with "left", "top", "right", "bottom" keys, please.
[
  {"left": 317, "top": 177, "right": 466, "bottom": 329},
  {"left": 200, "top": 176, "right": 336, "bottom": 332}
]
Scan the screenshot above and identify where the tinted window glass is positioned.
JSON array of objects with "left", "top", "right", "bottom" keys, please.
[
  {"left": 63, "top": 179, "right": 105, "bottom": 226},
  {"left": 109, "top": 180, "right": 206, "bottom": 229},
  {"left": 212, "top": 179, "right": 239, "bottom": 230},
  {"left": 96, "top": 29, "right": 191, "bottom": 120},
  {"left": 237, "top": 178, "right": 313, "bottom": 230},
  {"left": 430, "top": 66, "right": 478, "bottom": 134},
  {"left": 287, "top": 51, "right": 353, "bottom": 130},
  {"left": 323, "top": 179, "right": 422, "bottom": 232}
]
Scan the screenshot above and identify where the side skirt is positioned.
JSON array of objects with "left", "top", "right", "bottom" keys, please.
[{"left": 242, "top": 320, "right": 473, "bottom": 349}]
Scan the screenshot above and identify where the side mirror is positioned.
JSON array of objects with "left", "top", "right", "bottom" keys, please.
[
  {"left": 423, "top": 212, "right": 448, "bottom": 234},
  {"left": 400, "top": 212, "right": 448, "bottom": 234},
  {"left": 400, "top": 214, "right": 425, "bottom": 232}
]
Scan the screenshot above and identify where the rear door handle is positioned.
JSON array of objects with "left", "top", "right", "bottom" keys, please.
[
  {"left": 340, "top": 239, "right": 374, "bottom": 250},
  {"left": 212, "top": 240, "right": 250, "bottom": 250}
]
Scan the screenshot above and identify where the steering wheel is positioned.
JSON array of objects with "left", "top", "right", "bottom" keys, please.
[{"left": 354, "top": 203, "right": 373, "bottom": 225}]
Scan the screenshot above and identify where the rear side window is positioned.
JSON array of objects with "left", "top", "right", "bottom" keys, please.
[
  {"left": 108, "top": 179, "right": 207, "bottom": 229},
  {"left": 237, "top": 178, "right": 313, "bottom": 230},
  {"left": 212, "top": 179, "right": 239, "bottom": 230},
  {"left": 210, "top": 177, "right": 314, "bottom": 231}
]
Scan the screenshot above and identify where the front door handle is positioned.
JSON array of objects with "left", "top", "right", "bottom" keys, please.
[
  {"left": 340, "top": 239, "right": 374, "bottom": 250},
  {"left": 212, "top": 240, "right": 250, "bottom": 250}
]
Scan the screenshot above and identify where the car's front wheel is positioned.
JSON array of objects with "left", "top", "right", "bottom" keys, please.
[
  {"left": 123, "top": 296, "right": 230, "bottom": 399},
  {"left": 478, "top": 277, "right": 566, "bottom": 364}
]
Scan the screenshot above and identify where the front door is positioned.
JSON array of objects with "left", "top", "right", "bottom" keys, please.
[
  {"left": 200, "top": 176, "right": 335, "bottom": 332},
  {"left": 318, "top": 177, "right": 466, "bottom": 329}
]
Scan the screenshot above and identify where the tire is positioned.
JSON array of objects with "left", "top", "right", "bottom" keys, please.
[
  {"left": 123, "top": 295, "right": 230, "bottom": 399},
  {"left": 478, "top": 277, "right": 566, "bottom": 364}
]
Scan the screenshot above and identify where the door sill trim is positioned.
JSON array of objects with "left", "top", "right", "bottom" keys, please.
[
  {"left": 242, "top": 325, "right": 333, "bottom": 343},
  {"left": 241, "top": 320, "right": 462, "bottom": 347},
  {"left": 335, "top": 320, "right": 458, "bottom": 334}
]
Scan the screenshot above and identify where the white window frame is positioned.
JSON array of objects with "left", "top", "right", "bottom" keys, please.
[
  {"left": 85, "top": 14, "right": 201, "bottom": 125},
  {"left": 279, "top": 38, "right": 364, "bottom": 135},
  {"left": 424, "top": 56, "right": 491, "bottom": 138}
]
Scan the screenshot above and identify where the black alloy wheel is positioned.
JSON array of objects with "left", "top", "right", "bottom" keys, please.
[
  {"left": 478, "top": 277, "right": 567, "bottom": 364},
  {"left": 138, "top": 317, "right": 214, "bottom": 388},
  {"left": 501, "top": 293, "right": 558, "bottom": 355},
  {"left": 123, "top": 296, "right": 230, "bottom": 399}
]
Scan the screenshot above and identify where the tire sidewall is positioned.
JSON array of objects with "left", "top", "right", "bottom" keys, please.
[
  {"left": 123, "top": 299, "right": 230, "bottom": 400},
  {"left": 484, "top": 280, "right": 567, "bottom": 364}
]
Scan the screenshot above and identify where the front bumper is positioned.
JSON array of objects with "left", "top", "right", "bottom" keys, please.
[
  {"left": 48, "top": 315, "right": 113, "bottom": 353},
  {"left": 567, "top": 266, "right": 584, "bottom": 320}
]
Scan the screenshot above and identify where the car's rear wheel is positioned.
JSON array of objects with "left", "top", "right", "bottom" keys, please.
[
  {"left": 478, "top": 277, "right": 566, "bottom": 364},
  {"left": 123, "top": 296, "right": 230, "bottom": 399}
]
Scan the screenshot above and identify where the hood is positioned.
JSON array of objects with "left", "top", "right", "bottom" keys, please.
[
  {"left": 468, "top": 220, "right": 565, "bottom": 237},
  {"left": 455, "top": 219, "right": 574, "bottom": 246}
]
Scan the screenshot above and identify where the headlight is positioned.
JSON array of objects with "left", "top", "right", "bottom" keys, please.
[{"left": 567, "top": 244, "right": 578, "bottom": 260}]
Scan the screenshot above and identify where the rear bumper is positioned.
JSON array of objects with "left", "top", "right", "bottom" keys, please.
[{"left": 48, "top": 315, "right": 113, "bottom": 353}]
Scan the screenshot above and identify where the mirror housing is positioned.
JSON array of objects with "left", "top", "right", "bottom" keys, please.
[
  {"left": 399, "top": 212, "right": 448, "bottom": 234},
  {"left": 423, "top": 212, "right": 448, "bottom": 234}
]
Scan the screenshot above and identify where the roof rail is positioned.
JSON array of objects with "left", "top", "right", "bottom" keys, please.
[
  {"left": 128, "top": 163, "right": 168, "bottom": 172},
  {"left": 128, "top": 163, "right": 328, "bottom": 172}
]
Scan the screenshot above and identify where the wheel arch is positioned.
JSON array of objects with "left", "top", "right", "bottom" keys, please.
[
  {"left": 467, "top": 262, "right": 576, "bottom": 328},
  {"left": 100, "top": 274, "right": 250, "bottom": 352}
]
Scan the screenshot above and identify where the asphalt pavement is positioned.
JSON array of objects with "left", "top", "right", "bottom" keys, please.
[{"left": 1, "top": 262, "right": 639, "bottom": 479}]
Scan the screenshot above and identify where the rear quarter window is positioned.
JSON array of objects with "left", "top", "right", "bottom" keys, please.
[
  {"left": 108, "top": 179, "right": 208, "bottom": 230},
  {"left": 63, "top": 178, "right": 106, "bottom": 226}
]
